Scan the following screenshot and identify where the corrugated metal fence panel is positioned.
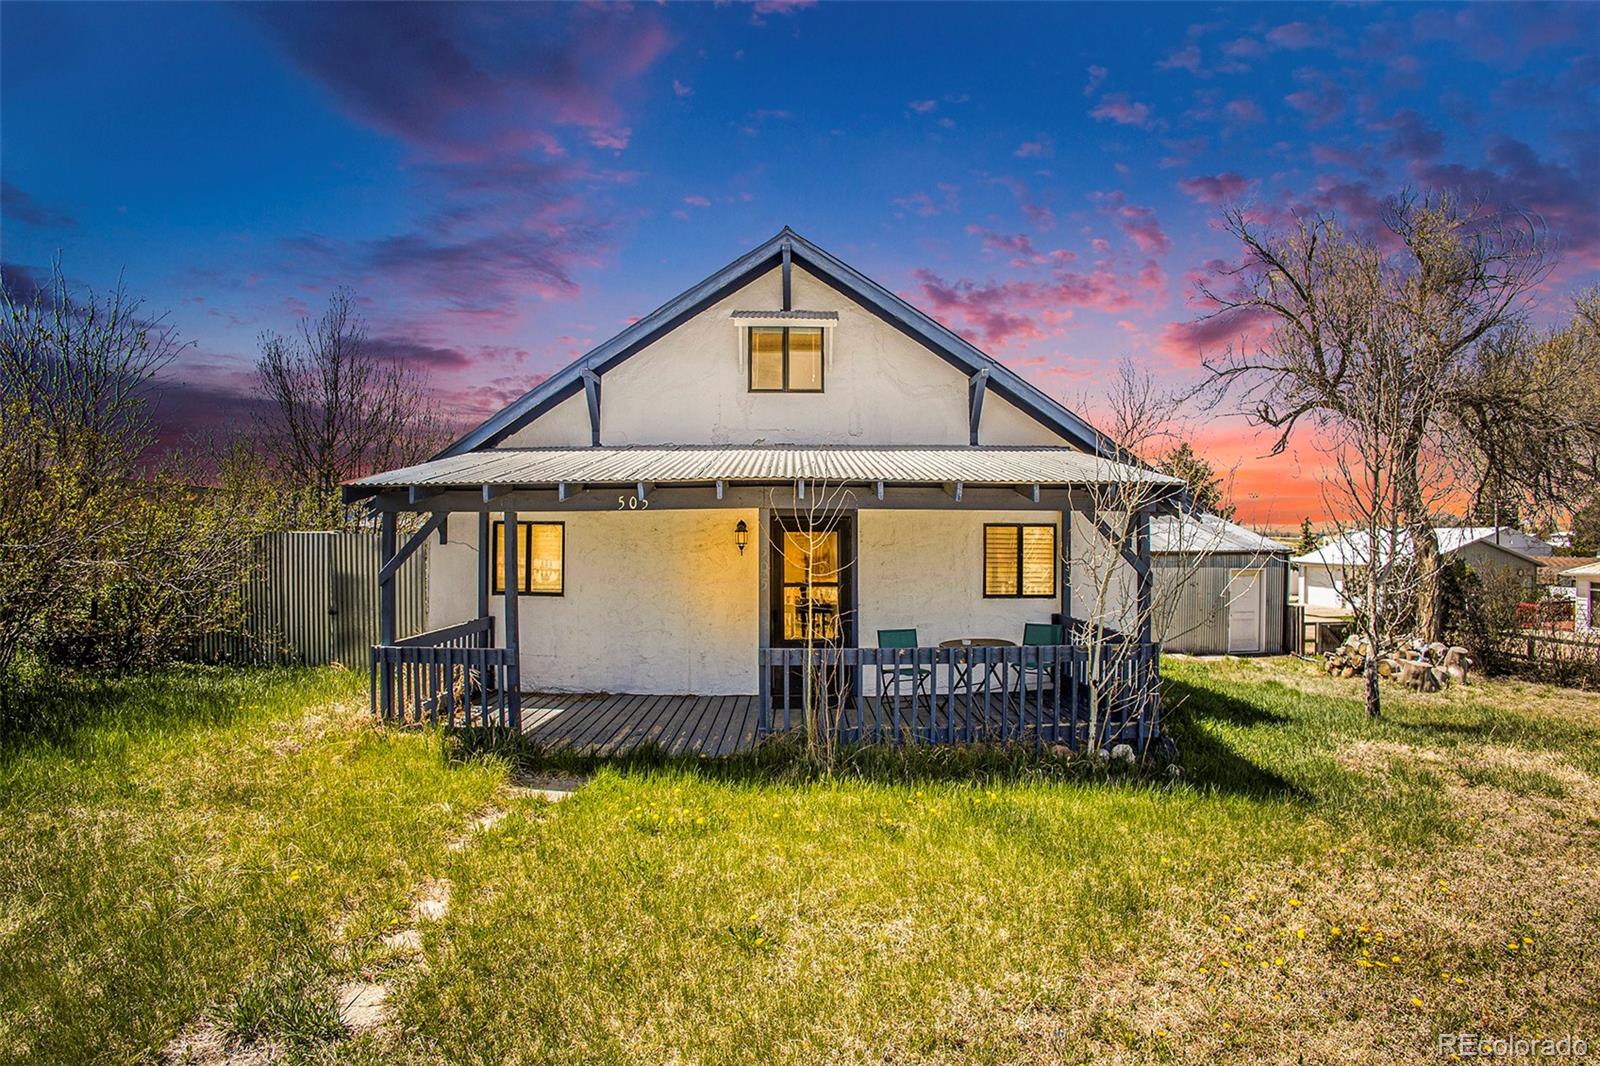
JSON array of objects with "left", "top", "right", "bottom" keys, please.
[
  {"left": 1155, "top": 554, "right": 1287, "bottom": 654},
  {"left": 189, "top": 531, "right": 427, "bottom": 666}
]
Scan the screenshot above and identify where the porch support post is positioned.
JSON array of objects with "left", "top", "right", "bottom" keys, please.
[
  {"left": 378, "top": 511, "right": 396, "bottom": 719},
  {"left": 1134, "top": 506, "right": 1155, "bottom": 743},
  {"left": 501, "top": 510, "right": 522, "bottom": 729},
  {"left": 1060, "top": 504, "right": 1072, "bottom": 623},
  {"left": 967, "top": 368, "right": 990, "bottom": 446},
  {"left": 476, "top": 511, "right": 490, "bottom": 621}
]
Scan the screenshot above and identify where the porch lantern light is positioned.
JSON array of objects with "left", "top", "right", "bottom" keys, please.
[{"left": 734, "top": 519, "right": 750, "bottom": 555}]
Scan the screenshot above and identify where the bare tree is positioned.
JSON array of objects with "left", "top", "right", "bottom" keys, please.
[
  {"left": 0, "top": 259, "right": 186, "bottom": 488},
  {"left": 0, "top": 262, "right": 189, "bottom": 678},
  {"left": 255, "top": 289, "right": 449, "bottom": 528},
  {"left": 767, "top": 481, "right": 857, "bottom": 767},
  {"left": 1072, "top": 360, "right": 1269, "bottom": 749},
  {"left": 1201, "top": 191, "right": 1550, "bottom": 644},
  {"left": 1446, "top": 289, "right": 1600, "bottom": 531}
]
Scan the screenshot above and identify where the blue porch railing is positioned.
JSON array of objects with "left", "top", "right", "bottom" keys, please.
[{"left": 757, "top": 640, "right": 1159, "bottom": 750}]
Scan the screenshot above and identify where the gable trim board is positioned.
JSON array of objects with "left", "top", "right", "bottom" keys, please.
[{"left": 439, "top": 227, "right": 1110, "bottom": 459}]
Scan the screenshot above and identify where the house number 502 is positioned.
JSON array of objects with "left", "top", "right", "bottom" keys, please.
[{"left": 617, "top": 494, "right": 650, "bottom": 510}]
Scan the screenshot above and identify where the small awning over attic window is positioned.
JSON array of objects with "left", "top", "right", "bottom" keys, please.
[{"left": 729, "top": 309, "right": 839, "bottom": 326}]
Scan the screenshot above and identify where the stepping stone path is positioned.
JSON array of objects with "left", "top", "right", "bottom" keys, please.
[{"left": 166, "top": 775, "right": 587, "bottom": 1061}]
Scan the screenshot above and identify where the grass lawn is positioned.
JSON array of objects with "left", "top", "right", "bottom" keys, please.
[{"left": 2, "top": 658, "right": 1597, "bottom": 1064}]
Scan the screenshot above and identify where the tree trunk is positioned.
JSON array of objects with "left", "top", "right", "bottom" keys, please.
[
  {"left": 1365, "top": 651, "right": 1381, "bottom": 719},
  {"left": 1413, "top": 530, "right": 1443, "bottom": 642},
  {"left": 1365, "top": 566, "right": 1382, "bottom": 719}
]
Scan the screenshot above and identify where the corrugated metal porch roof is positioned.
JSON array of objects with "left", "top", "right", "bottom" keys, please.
[{"left": 348, "top": 446, "right": 1180, "bottom": 492}]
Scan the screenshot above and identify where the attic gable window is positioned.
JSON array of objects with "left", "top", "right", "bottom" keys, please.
[{"left": 749, "top": 326, "right": 824, "bottom": 393}]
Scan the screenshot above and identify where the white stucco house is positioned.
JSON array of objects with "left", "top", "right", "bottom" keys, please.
[
  {"left": 345, "top": 228, "right": 1180, "bottom": 752},
  {"left": 1291, "top": 526, "right": 1543, "bottom": 615},
  {"left": 1560, "top": 561, "right": 1600, "bottom": 633}
]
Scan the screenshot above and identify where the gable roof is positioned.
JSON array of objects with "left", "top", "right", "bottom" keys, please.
[
  {"left": 1150, "top": 512, "right": 1289, "bottom": 556},
  {"left": 1291, "top": 527, "right": 1544, "bottom": 567},
  {"left": 438, "top": 227, "right": 1111, "bottom": 459}
]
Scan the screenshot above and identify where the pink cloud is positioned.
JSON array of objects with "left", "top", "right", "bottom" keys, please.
[
  {"left": 891, "top": 182, "right": 960, "bottom": 218},
  {"left": 1224, "top": 98, "right": 1265, "bottom": 124},
  {"left": 1097, "top": 192, "right": 1172, "bottom": 256},
  {"left": 672, "top": 79, "right": 693, "bottom": 98},
  {"left": 1266, "top": 21, "right": 1319, "bottom": 49},
  {"left": 908, "top": 99, "right": 938, "bottom": 113},
  {"left": 1083, "top": 65, "right": 1107, "bottom": 97},
  {"left": 1156, "top": 306, "right": 1277, "bottom": 365},
  {"left": 1014, "top": 136, "right": 1053, "bottom": 158},
  {"left": 1177, "top": 172, "right": 1258, "bottom": 204},
  {"left": 1090, "top": 92, "right": 1156, "bottom": 129},
  {"left": 587, "top": 128, "right": 631, "bottom": 151},
  {"left": 681, "top": 195, "right": 711, "bottom": 208}
]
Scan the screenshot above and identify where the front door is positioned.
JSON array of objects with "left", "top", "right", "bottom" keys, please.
[
  {"left": 768, "top": 514, "right": 855, "bottom": 709},
  {"left": 1228, "top": 568, "right": 1264, "bottom": 653}
]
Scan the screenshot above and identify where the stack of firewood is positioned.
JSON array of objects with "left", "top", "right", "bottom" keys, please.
[{"left": 1323, "top": 635, "right": 1477, "bottom": 691}]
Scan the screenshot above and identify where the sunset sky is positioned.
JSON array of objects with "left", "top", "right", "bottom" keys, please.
[{"left": 3, "top": 2, "right": 1597, "bottom": 526}]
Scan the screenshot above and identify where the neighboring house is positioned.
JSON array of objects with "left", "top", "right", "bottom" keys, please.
[
  {"left": 1561, "top": 561, "right": 1600, "bottom": 633},
  {"left": 1291, "top": 526, "right": 1543, "bottom": 615},
  {"left": 1537, "top": 556, "right": 1600, "bottom": 597},
  {"left": 1151, "top": 514, "right": 1290, "bottom": 654},
  {"left": 345, "top": 228, "right": 1180, "bottom": 750}
]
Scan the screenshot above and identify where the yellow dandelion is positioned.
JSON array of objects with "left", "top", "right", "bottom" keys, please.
[
  {"left": 1358, "top": 960, "right": 1373, "bottom": 969},
  {"left": 1507, "top": 942, "right": 1520, "bottom": 952},
  {"left": 1288, "top": 898, "right": 1303, "bottom": 907},
  {"left": 1331, "top": 926, "right": 1342, "bottom": 936},
  {"left": 1454, "top": 977, "right": 1466, "bottom": 986},
  {"left": 1273, "top": 956, "right": 1285, "bottom": 966},
  {"left": 1522, "top": 936, "right": 1532, "bottom": 944},
  {"left": 1297, "top": 928, "right": 1306, "bottom": 940},
  {"left": 1199, "top": 966, "right": 1209, "bottom": 975},
  {"left": 1411, "top": 997, "right": 1424, "bottom": 1008},
  {"left": 1391, "top": 955, "right": 1401, "bottom": 964}
]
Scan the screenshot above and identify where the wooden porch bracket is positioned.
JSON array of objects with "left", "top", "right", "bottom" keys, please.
[
  {"left": 558, "top": 481, "right": 584, "bottom": 502},
  {"left": 1092, "top": 513, "right": 1148, "bottom": 574},
  {"left": 795, "top": 479, "right": 806, "bottom": 500},
  {"left": 408, "top": 485, "right": 442, "bottom": 506},
  {"left": 943, "top": 480, "right": 964, "bottom": 502},
  {"left": 482, "top": 484, "right": 504, "bottom": 503},
  {"left": 636, "top": 480, "right": 653, "bottom": 502},
  {"left": 580, "top": 368, "right": 602, "bottom": 446},
  {"left": 379, "top": 513, "right": 447, "bottom": 585},
  {"left": 1016, "top": 483, "right": 1041, "bottom": 503},
  {"left": 781, "top": 241, "right": 793, "bottom": 311},
  {"left": 968, "top": 368, "right": 990, "bottom": 446},
  {"left": 715, "top": 479, "right": 726, "bottom": 500},
  {"left": 874, "top": 480, "right": 885, "bottom": 500}
]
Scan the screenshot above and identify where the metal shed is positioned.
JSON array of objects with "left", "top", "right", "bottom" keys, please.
[{"left": 1151, "top": 514, "right": 1290, "bottom": 655}]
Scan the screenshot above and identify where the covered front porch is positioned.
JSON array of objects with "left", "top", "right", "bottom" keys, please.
[{"left": 344, "top": 446, "right": 1176, "bottom": 754}]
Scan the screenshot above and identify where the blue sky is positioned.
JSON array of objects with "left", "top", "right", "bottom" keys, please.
[{"left": 3, "top": 1, "right": 1597, "bottom": 522}]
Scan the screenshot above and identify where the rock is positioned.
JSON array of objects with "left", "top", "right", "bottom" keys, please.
[
  {"left": 1110, "top": 743, "right": 1136, "bottom": 765},
  {"left": 337, "top": 981, "right": 390, "bottom": 1033}
]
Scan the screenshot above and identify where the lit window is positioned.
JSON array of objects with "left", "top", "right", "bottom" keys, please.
[
  {"left": 749, "top": 327, "right": 824, "bottom": 392},
  {"left": 983, "top": 524, "right": 1056, "bottom": 598},
  {"left": 491, "top": 520, "right": 564, "bottom": 595}
]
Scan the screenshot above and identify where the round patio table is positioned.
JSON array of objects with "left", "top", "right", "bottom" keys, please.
[{"left": 938, "top": 638, "right": 1016, "bottom": 690}]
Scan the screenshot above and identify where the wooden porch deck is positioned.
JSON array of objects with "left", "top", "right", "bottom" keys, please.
[
  {"left": 520, "top": 693, "right": 761, "bottom": 756},
  {"left": 518, "top": 688, "right": 1101, "bottom": 756}
]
